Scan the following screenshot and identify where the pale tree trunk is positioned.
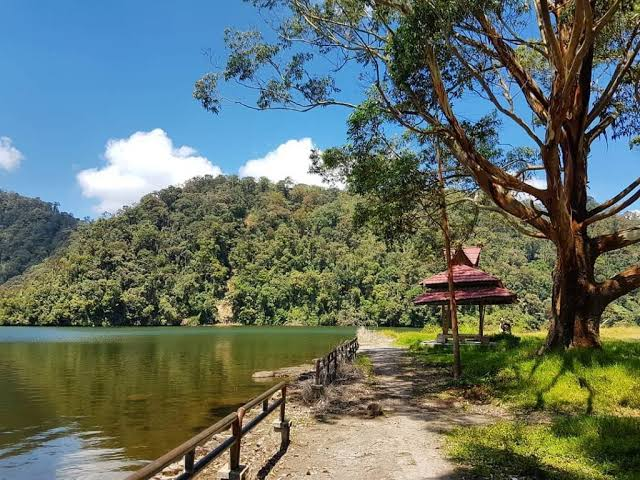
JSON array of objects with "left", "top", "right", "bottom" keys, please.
[{"left": 437, "top": 147, "right": 462, "bottom": 378}]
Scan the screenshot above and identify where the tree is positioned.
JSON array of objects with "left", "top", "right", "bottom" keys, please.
[
  {"left": 316, "top": 122, "right": 478, "bottom": 375},
  {"left": 195, "top": 0, "right": 640, "bottom": 350}
]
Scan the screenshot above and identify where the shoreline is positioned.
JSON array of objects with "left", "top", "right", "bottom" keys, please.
[{"left": 0, "top": 323, "right": 374, "bottom": 329}]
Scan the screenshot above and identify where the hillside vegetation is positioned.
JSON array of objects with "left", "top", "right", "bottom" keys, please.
[
  {"left": 0, "top": 191, "right": 78, "bottom": 284},
  {"left": 1, "top": 176, "right": 639, "bottom": 327}
]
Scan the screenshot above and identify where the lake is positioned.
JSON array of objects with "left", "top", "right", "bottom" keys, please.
[{"left": 0, "top": 326, "right": 355, "bottom": 479}]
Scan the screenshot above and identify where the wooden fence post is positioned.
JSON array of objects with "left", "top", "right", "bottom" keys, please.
[
  {"left": 273, "top": 385, "right": 291, "bottom": 451},
  {"left": 325, "top": 356, "right": 330, "bottom": 384},
  {"left": 219, "top": 412, "right": 248, "bottom": 480},
  {"left": 315, "top": 359, "right": 321, "bottom": 386},
  {"left": 312, "top": 358, "right": 324, "bottom": 393},
  {"left": 185, "top": 449, "right": 195, "bottom": 474},
  {"left": 230, "top": 415, "right": 242, "bottom": 471},
  {"left": 279, "top": 385, "right": 290, "bottom": 449}
]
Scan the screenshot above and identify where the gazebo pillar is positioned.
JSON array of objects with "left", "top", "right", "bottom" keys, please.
[
  {"left": 478, "top": 304, "right": 485, "bottom": 338},
  {"left": 441, "top": 305, "right": 450, "bottom": 335}
]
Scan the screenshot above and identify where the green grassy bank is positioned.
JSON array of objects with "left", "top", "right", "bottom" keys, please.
[{"left": 383, "top": 327, "right": 640, "bottom": 480}]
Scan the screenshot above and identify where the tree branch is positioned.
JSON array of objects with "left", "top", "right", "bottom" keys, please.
[
  {"left": 450, "top": 44, "right": 544, "bottom": 148},
  {"left": 424, "top": 46, "right": 547, "bottom": 201},
  {"left": 475, "top": 12, "right": 549, "bottom": 123},
  {"left": 584, "top": 181, "right": 640, "bottom": 226},
  {"left": 600, "top": 264, "right": 640, "bottom": 302},
  {"left": 535, "top": 0, "right": 566, "bottom": 76},
  {"left": 461, "top": 196, "right": 549, "bottom": 239},
  {"left": 593, "top": 0, "right": 624, "bottom": 37},
  {"left": 588, "top": 177, "right": 640, "bottom": 217},
  {"left": 593, "top": 226, "right": 640, "bottom": 255},
  {"left": 587, "top": 25, "right": 640, "bottom": 126}
]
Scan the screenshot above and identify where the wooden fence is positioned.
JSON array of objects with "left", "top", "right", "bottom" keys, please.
[
  {"left": 313, "top": 336, "right": 359, "bottom": 387},
  {"left": 125, "top": 381, "right": 289, "bottom": 480},
  {"left": 125, "top": 337, "right": 360, "bottom": 480}
]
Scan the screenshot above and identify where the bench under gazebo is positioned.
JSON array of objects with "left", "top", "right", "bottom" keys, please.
[{"left": 413, "top": 246, "right": 516, "bottom": 344}]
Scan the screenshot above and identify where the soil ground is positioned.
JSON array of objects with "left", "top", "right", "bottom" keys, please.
[{"left": 157, "top": 331, "right": 506, "bottom": 480}]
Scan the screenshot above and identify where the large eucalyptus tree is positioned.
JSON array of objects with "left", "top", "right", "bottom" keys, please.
[{"left": 195, "top": 0, "right": 640, "bottom": 350}]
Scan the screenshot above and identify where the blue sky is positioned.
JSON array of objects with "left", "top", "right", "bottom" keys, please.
[{"left": 0, "top": 0, "right": 637, "bottom": 218}]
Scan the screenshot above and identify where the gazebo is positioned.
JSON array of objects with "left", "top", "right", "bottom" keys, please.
[{"left": 413, "top": 246, "right": 516, "bottom": 344}]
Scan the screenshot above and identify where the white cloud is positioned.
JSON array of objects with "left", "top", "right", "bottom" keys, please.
[
  {"left": 239, "top": 138, "right": 328, "bottom": 187},
  {"left": 77, "top": 129, "right": 221, "bottom": 213},
  {"left": 526, "top": 177, "right": 547, "bottom": 190},
  {"left": 0, "top": 137, "right": 24, "bottom": 171},
  {"left": 513, "top": 176, "right": 547, "bottom": 203}
]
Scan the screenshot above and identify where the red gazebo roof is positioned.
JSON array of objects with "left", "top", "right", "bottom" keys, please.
[
  {"left": 413, "top": 286, "right": 516, "bottom": 306},
  {"left": 460, "top": 246, "right": 481, "bottom": 266},
  {"left": 414, "top": 245, "right": 516, "bottom": 306},
  {"left": 420, "top": 264, "right": 500, "bottom": 288},
  {"left": 443, "top": 246, "right": 482, "bottom": 267}
]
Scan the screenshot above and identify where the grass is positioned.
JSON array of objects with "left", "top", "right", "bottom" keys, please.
[
  {"left": 382, "top": 326, "right": 640, "bottom": 479},
  {"left": 380, "top": 323, "right": 481, "bottom": 347},
  {"left": 354, "top": 353, "right": 374, "bottom": 378},
  {"left": 448, "top": 416, "right": 640, "bottom": 480}
]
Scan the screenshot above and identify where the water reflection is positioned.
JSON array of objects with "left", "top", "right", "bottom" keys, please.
[{"left": 0, "top": 326, "right": 353, "bottom": 478}]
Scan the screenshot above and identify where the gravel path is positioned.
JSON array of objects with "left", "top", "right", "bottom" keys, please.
[{"left": 265, "top": 344, "right": 462, "bottom": 480}]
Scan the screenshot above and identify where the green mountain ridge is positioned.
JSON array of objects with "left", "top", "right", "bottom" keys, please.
[
  {"left": 1, "top": 176, "right": 639, "bottom": 327},
  {"left": 0, "top": 191, "right": 78, "bottom": 284}
]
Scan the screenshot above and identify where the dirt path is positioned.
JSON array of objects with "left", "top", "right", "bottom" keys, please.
[
  {"left": 260, "top": 334, "right": 499, "bottom": 480},
  {"left": 267, "top": 347, "right": 455, "bottom": 479}
]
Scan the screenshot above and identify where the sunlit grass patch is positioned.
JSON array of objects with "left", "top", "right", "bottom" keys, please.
[
  {"left": 411, "top": 333, "right": 640, "bottom": 479},
  {"left": 379, "top": 327, "right": 437, "bottom": 347},
  {"left": 414, "top": 336, "right": 640, "bottom": 415},
  {"left": 380, "top": 324, "right": 482, "bottom": 348},
  {"left": 354, "top": 353, "right": 374, "bottom": 378},
  {"left": 447, "top": 416, "right": 640, "bottom": 480},
  {"left": 600, "top": 326, "right": 640, "bottom": 341}
]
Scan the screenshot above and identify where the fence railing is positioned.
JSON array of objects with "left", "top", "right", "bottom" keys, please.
[
  {"left": 313, "top": 336, "right": 359, "bottom": 387},
  {"left": 125, "top": 381, "right": 289, "bottom": 480}
]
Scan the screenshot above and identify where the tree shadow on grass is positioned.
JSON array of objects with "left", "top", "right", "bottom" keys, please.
[
  {"left": 449, "top": 415, "right": 640, "bottom": 480},
  {"left": 549, "top": 415, "right": 640, "bottom": 476},
  {"left": 451, "top": 445, "right": 592, "bottom": 480},
  {"left": 454, "top": 339, "right": 640, "bottom": 415}
]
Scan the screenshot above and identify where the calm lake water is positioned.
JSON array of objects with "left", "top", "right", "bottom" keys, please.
[{"left": 0, "top": 326, "right": 355, "bottom": 479}]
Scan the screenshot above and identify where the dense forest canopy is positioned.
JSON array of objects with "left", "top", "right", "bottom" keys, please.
[
  {"left": 1, "top": 176, "right": 638, "bottom": 328},
  {"left": 0, "top": 191, "right": 78, "bottom": 284}
]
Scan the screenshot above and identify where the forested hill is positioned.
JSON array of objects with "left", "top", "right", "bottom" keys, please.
[
  {"left": 1, "top": 176, "right": 639, "bottom": 327},
  {"left": 0, "top": 191, "right": 78, "bottom": 284}
]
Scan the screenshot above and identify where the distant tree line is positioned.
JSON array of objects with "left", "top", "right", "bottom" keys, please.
[
  {"left": 0, "top": 191, "right": 78, "bottom": 284},
  {"left": 1, "top": 176, "right": 638, "bottom": 328}
]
